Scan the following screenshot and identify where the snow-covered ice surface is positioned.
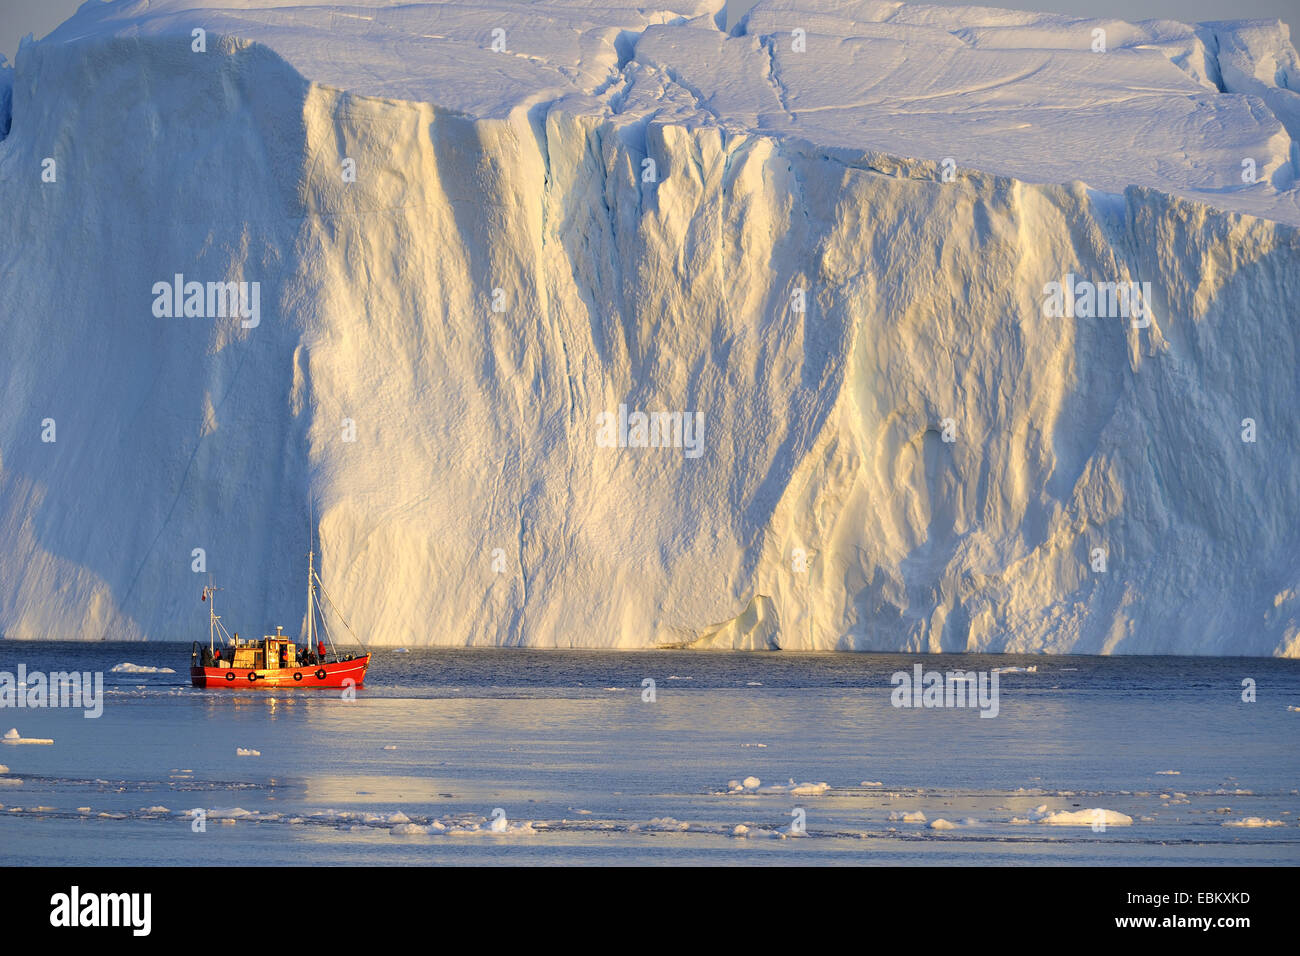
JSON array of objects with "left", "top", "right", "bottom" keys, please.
[
  {"left": 0, "top": 643, "right": 1296, "bottom": 864},
  {"left": 0, "top": 1, "right": 1299, "bottom": 653}
]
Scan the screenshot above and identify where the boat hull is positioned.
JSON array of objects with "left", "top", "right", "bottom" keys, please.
[{"left": 190, "top": 655, "right": 370, "bottom": 689}]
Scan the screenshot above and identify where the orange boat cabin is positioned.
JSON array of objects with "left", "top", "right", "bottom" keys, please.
[{"left": 196, "top": 627, "right": 324, "bottom": 670}]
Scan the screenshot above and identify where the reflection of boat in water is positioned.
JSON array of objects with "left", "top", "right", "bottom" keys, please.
[{"left": 189, "top": 539, "right": 370, "bottom": 689}]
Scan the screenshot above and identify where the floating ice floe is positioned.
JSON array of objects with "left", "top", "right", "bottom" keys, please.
[
  {"left": 3, "top": 728, "right": 53, "bottom": 745},
  {"left": 860, "top": 781, "right": 883, "bottom": 787},
  {"left": 728, "top": 775, "right": 829, "bottom": 795},
  {"left": 236, "top": 748, "right": 261, "bottom": 757},
  {"left": 110, "top": 663, "right": 176, "bottom": 674},
  {"left": 382, "top": 745, "right": 397, "bottom": 751},
  {"left": 730, "top": 824, "right": 783, "bottom": 839},
  {"left": 396, "top": 814, "right": 538, "bottom": 837},
  {"left": 392, "top": 648, "right": 409, "bottom": 653},
  {"left": 992, "top": 666, "right": 1038, "bottom": 674},
  {"left": 1223, "top": 817, "right": 1287, "bottom": 827},
  {"left": 206, "top": 808, "right": 253, "bottom": 820},
  {"left": 1039, "top": 809, "right": 1133, "bottom": 826},
  {"left": 1155, "top": 770, "right": 1181, "bottom": 775},
  {"left": 789, "top": 781, "right": 831, "bottom": 796},
  {"left": 498, "top": 821, "right": 536, "bottom": 835},
  {"left": 647, "top": 817, "right": 690, "bottom": 831},
  {"left": 929, "top": 818, "right": 957, "bottom": 830},
  {"left": 890, "top": 811, "right": 927, "bottom": 823}
]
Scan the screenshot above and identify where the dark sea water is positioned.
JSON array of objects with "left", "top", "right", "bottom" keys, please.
[{"left": 1, "top": 641, "right": 1297, "bottom": 865}]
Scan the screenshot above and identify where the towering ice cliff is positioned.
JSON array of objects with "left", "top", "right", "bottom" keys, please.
[{"left": 1, "top": 0, "right": 1297, "bottom": 654}]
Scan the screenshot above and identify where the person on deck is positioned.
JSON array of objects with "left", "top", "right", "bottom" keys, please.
[{"left": 317, "top": 639, "right": 326, "bottom": 661}]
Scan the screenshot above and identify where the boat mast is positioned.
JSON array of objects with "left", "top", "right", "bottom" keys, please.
[
  {"left": 307, "top": 505, "right": 315, "bottom": 656},
  {"left": 307, "top": 545, "right": 315, "bottom": 653},
  {"left": 203, "top": 583, "right": 222, "bottom": 655}
]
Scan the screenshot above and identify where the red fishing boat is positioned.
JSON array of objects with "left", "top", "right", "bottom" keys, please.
[{"left": 190, "top": 540, "right": 370, "bottom": 689}]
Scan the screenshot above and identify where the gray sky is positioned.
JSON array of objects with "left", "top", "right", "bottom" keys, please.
[{"left": 3, "top": 0, "right": 1298, "bottom": 66}]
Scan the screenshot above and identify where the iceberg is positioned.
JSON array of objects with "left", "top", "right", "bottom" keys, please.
[{"left": 0, "top": 0, "right": 1297, "bottom": 655}]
